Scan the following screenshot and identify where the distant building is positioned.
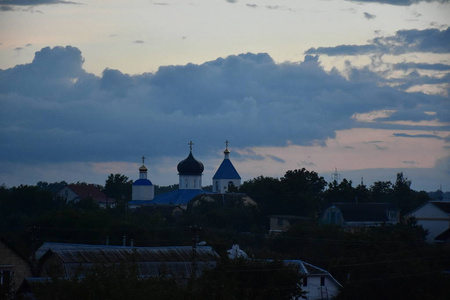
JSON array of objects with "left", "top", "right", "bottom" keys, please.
[
  {"left": 269, "top": 215, "right": 310, "bottom": 235},
  {"left": 212, "top": 141, "right": 241, "bottom": 193},
  {"left": 284, "top": 260, "right": 342, "bottom": 300},
  {"left": 129, "top": 141, "right": 208, "bottom": 210},
  {"left": 57, "top": 184, "right": 115, "bottom": 208},
  {"left": 226, "top": 244, "right": 342, "bottom": 300},
  {"left": 131, "top": 156, "right": 154, "bottom": 202},
  {"left": 34, "top": 242, "right": 219, "bottom": 281},
  {"left": 129, "top": 140, "right": 246, "bottom": 211},
  {"left": 405, "top": 201, "right": 450, "bottom": 243},
  {"left": 0, "top": 237, "right": 33, "bottom": 296},
  {"left": 321, "top": 202, "right": 400, "bottom": 229}
]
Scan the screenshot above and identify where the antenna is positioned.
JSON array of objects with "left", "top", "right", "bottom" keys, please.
[{"left": 331, "top": 168, "right": 340, "bottom": 183}]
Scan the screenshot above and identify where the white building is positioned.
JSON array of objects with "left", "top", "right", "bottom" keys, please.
[
  {"left": 212, "top": 141, "right": 241, "bottom": 193},
  {"left": 405, "top": 201, "right": 450, "bottom": 242},
  {"left": 131, "top": 156, "right": 154, "bottom": 202}
]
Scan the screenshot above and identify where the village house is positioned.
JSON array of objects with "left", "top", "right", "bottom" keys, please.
[
  {"left": 321, "top": 202, "right": 400, "bottom": 230},
  {"left": 268, "top": 215, "right": 310, "bottom": 235},
  {"left": 0, "top": 237, "right": 33, "bottom": 297},
  {"left": 405, "top": 201, "right": 450, "bottom": 243},
  {"left": 57, "top": 184, "right": 115, "bottom": 208}
]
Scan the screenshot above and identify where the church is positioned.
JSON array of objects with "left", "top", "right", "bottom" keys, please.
[{"left": 128, "top": 141, "right": 246, "bottom": 210}]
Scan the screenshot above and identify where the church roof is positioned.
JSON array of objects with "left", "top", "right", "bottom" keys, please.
[
  {"left": 213, "top": 158, "right": 241, "bottom": 180},
  {"left": 133, "top": 178, "right": 153, "bottom": 186},
  {"left": 177, "top": 151, "right": 204, "bottom": 175},
  {"left": 152, "top": 189, "right": 209, "bottom": 206}
]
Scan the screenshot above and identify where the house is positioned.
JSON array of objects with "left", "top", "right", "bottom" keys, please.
[
  {"left": 434, "top": 228, "right": 450, "bottom": 246},
  {"left": 269, "top": 215, "right": 310, "bottom": 235},
  {"left": 284, "top": 260, "right": 342, "bottom": 300},
  {"left": 57, "top": 184, "right": 115, "bottom": 208},
  {"left": 34, "top": 243, "right": 219, "bottom": 281},
  {"left": 0, "top": 237, "right": 33, "bottom": 296},
  {"left": 405, "top": 201, "right": 450, "bottom": 243},
  {"left": 226, "top": 245, "right": 342, "bottom": 300},
  {"left": 321, "top": 202, "right": 400, "bottom": 229}
]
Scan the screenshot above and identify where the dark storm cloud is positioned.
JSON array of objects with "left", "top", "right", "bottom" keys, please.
[
  {"left": 306, "top": 27, "right": 450, "bottom": 56},
  {"left": 0, "top": 46, "right": 448, "bottom": 165},
  {"left": 347, "top": 0, "right": 449, "bottom": 6}
]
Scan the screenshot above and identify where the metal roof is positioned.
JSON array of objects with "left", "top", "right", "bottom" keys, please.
[
  {"left": 39, "top": 244, "right": 219, "bottom": 279},
  {"left": 328, "top": 202, "right": 398, "bottom": 222},
  {"left": 152, "top": 189, "right": 209, "bottom": 205},
  {"left": 47, "top": 246, "right": 219, "bottom": 264},
  {"left": 212, "top": 158, "right": 241, "bottom": 180}
]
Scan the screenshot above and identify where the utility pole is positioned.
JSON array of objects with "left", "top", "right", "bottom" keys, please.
[{"left": 190, "top": 225, "right": 201, "bottom": 280}]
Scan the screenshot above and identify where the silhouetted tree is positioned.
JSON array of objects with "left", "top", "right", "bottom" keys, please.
[
  {"left": 104, "top": 173, "right": 132, "bottom": 202},
  {"left": 280, "top": 168, "right": 327, "bottom": 217}
]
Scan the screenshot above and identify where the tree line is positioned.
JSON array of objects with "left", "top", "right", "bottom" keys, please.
[{"left": 1, "top": 169, "right": 449, "bottom": 299}]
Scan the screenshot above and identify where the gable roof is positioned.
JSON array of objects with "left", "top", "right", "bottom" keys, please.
[
  {"left": 406, "top": 201, "right": 450, "bottom": 216},
  {"left": 431, "top": 202, "right": 450, "bottom": 214},
  {"left": 0, "top": 236, "right": 31, "bottom": 265},
  {"left": 435, "top": 228, "right": 450, "bottom": 242},
  {"left": 38, "top": 243, "right": 219, "bottom": 279},
  {"left": 284, "top": 260, "right": 342, "bottom": 287},
  {"left": 213, "top": 159, "right": 241, "bottom": 180},
  {"left": 42, "top": 246, "right": 219, "bottom": 264},
  {"left": 66, "top": 184, "right": 114, "bottom": 203},
  {"left": 329, "top": 202, "right": 398, "bottom": 222}
]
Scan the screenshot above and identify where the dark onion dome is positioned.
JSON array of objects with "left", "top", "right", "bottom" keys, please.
[{"left": 177, "top": 151, "right": 204, "bottom": 175}]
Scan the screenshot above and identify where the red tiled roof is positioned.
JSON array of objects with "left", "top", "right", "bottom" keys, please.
[{"left": 67, "top": 184, "right": 115, "bottom": 203}]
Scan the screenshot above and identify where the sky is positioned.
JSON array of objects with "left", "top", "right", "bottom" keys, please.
[{"left": 0, "top": 0, "right": 449, "bottom": 193}]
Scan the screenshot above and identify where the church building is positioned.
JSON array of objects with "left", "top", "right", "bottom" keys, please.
[
  {"left": 131, "top": 156, "right": 154, "bottom": 201},
  {"left": 212, "top": 141, "right": 241, "bottom": 193},
  {"left": 129, "top": 141, "right": 242, "bottom": 210}
]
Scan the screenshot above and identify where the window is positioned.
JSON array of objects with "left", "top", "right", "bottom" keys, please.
[
  {"left": 320, "top": 276, "right": 325, "bottom": 286},
  {"left": 0, "top": 269, "right": 12, "bottom": 289},
  {"left": 303, "top": 277, "right": 307, "bottom": 287},
  {"left": 388, "top": 211, "right": 397, "bottom": 220},
  {"left": 215, "top": 181, "right": 219, "bottom": 192}
]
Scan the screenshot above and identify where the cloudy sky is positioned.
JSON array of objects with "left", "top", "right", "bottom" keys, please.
[{"left": 0, "top": 0, "right": 449, "bottom": 192}]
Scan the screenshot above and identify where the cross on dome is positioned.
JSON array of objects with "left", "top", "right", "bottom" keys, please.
[
  {"left": 188, "top": 141, "right": 194, "bottom": 152},
  {"left": 225, "top": 140, "right": 229, "bottom": 150},
  {"left": 141, "top": 156, "right": 146, "bottom": 164}
]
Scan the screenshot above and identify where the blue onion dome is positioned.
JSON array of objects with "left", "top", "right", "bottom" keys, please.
[{"left": 177, "top": 151, "right": 204, "bottom": 175}]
